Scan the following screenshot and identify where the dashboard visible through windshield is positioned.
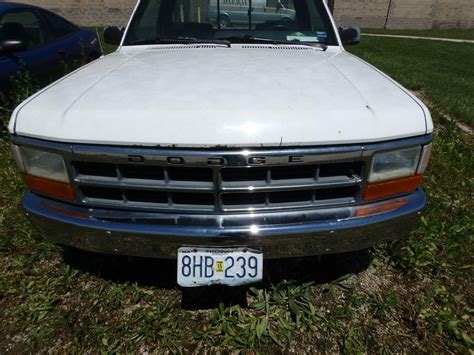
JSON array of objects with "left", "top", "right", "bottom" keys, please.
[{"left": 124, "top": 0, "right": 338, "bottom": 46}]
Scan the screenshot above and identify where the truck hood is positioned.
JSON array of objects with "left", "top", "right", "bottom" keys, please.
[{"left": 11, "top": 45, "right": 431, "bottom": 147}]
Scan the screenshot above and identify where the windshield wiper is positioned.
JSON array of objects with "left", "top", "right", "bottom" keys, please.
[
  {"left": 130, "top": 37, "right": 231, "bottom": 47},
  {"left": 219, "top": 35, "right": 327, "bottom": 51}
]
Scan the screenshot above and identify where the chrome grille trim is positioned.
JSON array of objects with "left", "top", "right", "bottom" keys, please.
[
  {"left": 70, "top": 149, "right": 366, "bottom": 213},
  {"left": 71, "top": 161, "right": 364, "bottom": 213},
  {"left": 11, "top": 134, "right": 433, "bottom": 214}
]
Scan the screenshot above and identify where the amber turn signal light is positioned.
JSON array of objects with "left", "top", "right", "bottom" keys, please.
[
  {"left": 22, "top": 174, "right": 76, "bottom": 201},
  {"left": 355, "top": 198, "right": 408, "bottom": 217},
  {"left": 363, "top": 175, "right": 422, "bottom": 201}
]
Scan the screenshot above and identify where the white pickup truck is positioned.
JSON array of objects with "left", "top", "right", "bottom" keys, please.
[{"left": 9, "top": 0, "right": 433, "bottom": 287}]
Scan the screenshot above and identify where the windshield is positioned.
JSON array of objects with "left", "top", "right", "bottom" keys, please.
[{"left": 124, "top": 0, "right": 338, "bottom": 46}]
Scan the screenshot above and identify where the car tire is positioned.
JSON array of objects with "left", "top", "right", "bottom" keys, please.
[{"left": 218, "top": 15, "right": 231, "bottom": 28}]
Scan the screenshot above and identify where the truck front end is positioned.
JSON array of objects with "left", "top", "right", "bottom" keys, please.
[{"left": 9, "top": 0, "right": 433, "bottom": 287}]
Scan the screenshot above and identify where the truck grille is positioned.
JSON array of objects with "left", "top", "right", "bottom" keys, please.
[{"left": 71, "top": 154, "right": 365, "bottom": 213}]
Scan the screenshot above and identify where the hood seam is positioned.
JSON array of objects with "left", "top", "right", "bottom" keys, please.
[
  {"left": 60, "top": 53, "right": 141, "bottom": 123},
  {"left": 12, "top": 57, "right": 101, "bottom": 134}
]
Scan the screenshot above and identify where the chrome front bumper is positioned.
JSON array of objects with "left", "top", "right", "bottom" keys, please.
[{"left": 23, "top": 189, "right": 425, "bottom": 259}]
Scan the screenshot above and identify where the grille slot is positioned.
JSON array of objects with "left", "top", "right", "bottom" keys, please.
[
  {"left": 81, "top": 186, "right": 122, "bottom": 201},
  {"left": 172, "top": 192, "right": 215, "bottom": 205},
  {"left": 221, "top": 167, "right": 267, "bottom": 182},
  {"left": 72, "top": 154, "right": 364, "bottom": 213},
  {"left": 168, "top": 167, "right": 213, "bottom": 182},
  {"left": 74, "top": 162, "right": 117, "bottom": 177},
  {"left": 120, "top": 165, "right": 164, "bottom": 180},
  {"left": 126, "top": 190, "right": 168, "bottom": 204},
  {"left": 222, "top": 187, "right": 358, "bottom": 209},
  {"left": 271, "top": 165, "right": 315, "bottom": 180},
  {"left": 315, "top": 186, "right": 359, "bottom": 201},
  {"left": 222, "top": 193, "right": 266, "bottom": 206},
  {"left": 80, "top": 187, "right": 215, "bottom": 209},
  {"left": 319, "top": 162, "right": 364, "bottom": 180},
  {"left": 270, "top": 190, "right": 313, "bottom": 204}
]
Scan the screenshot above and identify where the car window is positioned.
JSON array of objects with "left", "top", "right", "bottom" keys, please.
[
  {"left": 125, "top": 0, "right": 337, "bottom": 45},
  {"left": 0, "top": 10, "right": 50, "bottom": 50},
  {"left": 126, "top": 0, "right": 162, "bottom": 42},
  {"left": 41, "top": 11, "right": 78, "bottom": 39}
]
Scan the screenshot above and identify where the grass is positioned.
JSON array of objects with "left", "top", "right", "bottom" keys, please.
[
  {"left": 363, "top": 28, "right": 474, "bottom": 41},
  {"left": 0, "top": 32, "right": 473, "bottom": 352},
  {"left": 348, "top": 36, "right": 474, "bottom": 126}
]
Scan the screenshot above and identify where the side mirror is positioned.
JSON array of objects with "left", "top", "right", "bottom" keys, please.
[
  {"left": 104, "top": 27, "right": 123, "bottom": 45},
  {"left": 0, "top": 40, "right": 26, "bottom": 54},
  {"left": 339, "top": 26, "right": 361, "bottom": 45}
]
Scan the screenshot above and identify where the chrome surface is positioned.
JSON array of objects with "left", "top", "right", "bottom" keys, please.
[
  {"left": 70, "top": 147, "right": 366, "bottom": 213},
  {"left": 22, "top": 189, "right": 426, "bottom": 259},
  {"left": 10, "top": 134, "right": 433, "bottom": 215}
]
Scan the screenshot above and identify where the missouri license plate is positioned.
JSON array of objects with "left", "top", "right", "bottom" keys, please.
[{"left": 177, "top": 247, "right": 263, "bottom": 287}]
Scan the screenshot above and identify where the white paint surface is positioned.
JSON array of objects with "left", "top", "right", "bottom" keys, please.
[{"left": 10, "top": 44, "right": 432, "bottom": 147}]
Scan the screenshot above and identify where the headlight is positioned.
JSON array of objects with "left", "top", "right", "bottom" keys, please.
[
  {"left": 368, "top": 146, "right": 422, "bottom": 183},
  {"left": 13, "top": 146, "right": 70, "bottom": 182},
  {"left": 363, "top": 144, "right": 432, "bottom": 201},
  {"left": 12, "top": 145, "right": 75, "bottom": 201}
]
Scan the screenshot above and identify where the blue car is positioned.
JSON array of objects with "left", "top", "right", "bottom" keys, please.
[{"left": 0, "top": 2, "right": 101, "bottom": 90}]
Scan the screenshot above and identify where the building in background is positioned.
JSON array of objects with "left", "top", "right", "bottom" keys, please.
[
  {"left": 333, "top": 0, "right": 473, "bottom": 29},
  {"left": 0, "top": 0, "right": 137, "bottom": 27},
  {"left": 1, "top": 0, "right": 473, "bottom": 29}
]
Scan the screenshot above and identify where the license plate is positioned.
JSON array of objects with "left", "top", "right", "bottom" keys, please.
[{"left": 177, "top": 247, "right": 263, "bottom": 287}]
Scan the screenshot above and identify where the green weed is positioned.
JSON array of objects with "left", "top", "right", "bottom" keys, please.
[{"left": 0, "top": 30, "right": 473, "bottom": 353}]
